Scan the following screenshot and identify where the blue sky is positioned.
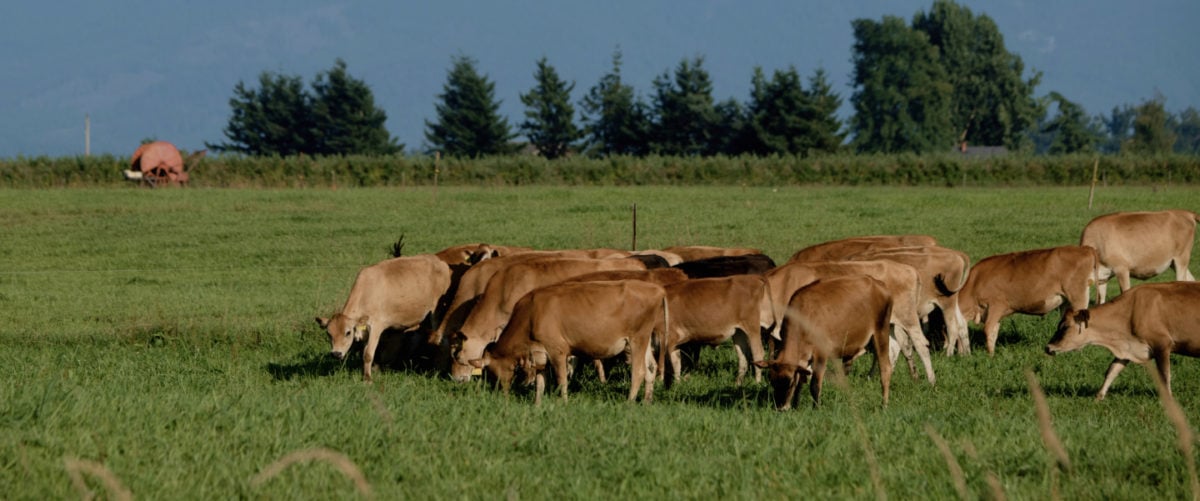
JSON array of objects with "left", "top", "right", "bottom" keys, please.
[{"left": 2, "top": 1, "right": 1197, "bottom": 157}]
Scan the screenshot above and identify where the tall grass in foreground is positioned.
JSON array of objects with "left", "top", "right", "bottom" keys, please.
[{"left": 1, "top": 186, "right": 1199, "bottom": 498}]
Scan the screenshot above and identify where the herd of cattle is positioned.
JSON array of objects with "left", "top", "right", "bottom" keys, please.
[{"left": 315, "top": 209, "right": 1200, "bottom": 409}]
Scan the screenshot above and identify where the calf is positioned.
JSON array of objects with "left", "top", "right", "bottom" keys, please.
[
  {"left": 450, "top": 257, "right": 647, "bottom": 382},
  {"left": 470, "top": 280, "right": 667, "bottom": 404},
  {"left": 764, "top": 260, "right": 933, "bottom": 385},
  {"left": 1080, "top": 209, "right": 1199, "bottom": 303},
  {"left": 660, "top": 275, "right": 773, "bottom": 388},
  {"left": 957, "top": 245, "right": 1098, "bottom": 355},
  {"left": 755, "top": 275, "right": 894, "bottom": 410},
  {"left": 315, "top": 255, "right": 452, "bottom": 382},
  {"left": 788, "top": 235, "right": 938, "bottom": 263},
  {"left": 1046, "top": 282, "right": 1200, "bottom": 400}
]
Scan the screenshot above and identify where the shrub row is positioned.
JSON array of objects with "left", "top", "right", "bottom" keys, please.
[{"left": 2, "top": 152, "right": 1198, "bottom": 188}]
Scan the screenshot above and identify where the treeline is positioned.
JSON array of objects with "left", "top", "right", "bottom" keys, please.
[
  {"left": 5, "top": 153, "right": 1199, "bottom": 188},
  {"left": 203, "top": 0, "right": 1199, "bottom": 161}
]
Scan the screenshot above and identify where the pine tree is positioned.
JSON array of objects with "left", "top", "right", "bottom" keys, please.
[
  {"left": 425, "top": 55, "right": 515, "bottom": 157},
  {"left": 579, "top": 49, "right": 650, "bottom": 157},
  {"left": 208, "top": 72, "right": 314, "bottom": 156},
  {"left": 310, "top": 59, "right": 402, "bottom": 155},
  {"left": 519, "top": 57, "right": 580, "bottom": 159},
  {"left": 803, "top": 68, "right": 846, "bottom": 154},
  {"left": 650, "top": 56, "right": 721, "bottom": 156}
]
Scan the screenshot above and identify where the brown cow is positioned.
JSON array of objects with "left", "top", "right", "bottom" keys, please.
[
  {"left": 315, "top": 254, "right": 452, "bottom": 382},
  {"left": 787, "top": 235, "right": 938, "bottom": 263},
  {"left": 1080, "top": 209, "right": 1199, "bottom": 303},
  {"left": 1046, "top": 282, "right": 1200, "bottom": 400},
  {"left": 764, "top": 260, "right": 933, "bottom": 385},
  {"left": 470, "top": 280, "right": 668, "bottom": 404},
  {"left": 450, "top": 257, "right": 648, "bottom": 382},
  {"left": 958, "top": 245, "right": 1098, "bottom": 355},
  {"left": 660, "top": 275, "right": 774, "bottom": 388},
  {"left": 754, "top": 275, "right": 894, "bottom": 410},
  {"left": 847, "top": 245, "right": 972, "bottom": 355},
  {"left": 661, "top": 245, "right": 764, "bottom": 262},
  {"left": 434, "top": 243, "right": 533, "bottom": 267},
  {"left": 430, "top": 249, "right": 631, "bottom": 346}
]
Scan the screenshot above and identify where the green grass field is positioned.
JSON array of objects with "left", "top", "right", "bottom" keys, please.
[{"left": 3, "top": 185, "right": 1199, "bottom": 499}]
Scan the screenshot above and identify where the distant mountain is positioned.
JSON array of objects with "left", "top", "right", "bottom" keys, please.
[{"left": 1, "top": 0, "right": 1196, "bottom": 157}]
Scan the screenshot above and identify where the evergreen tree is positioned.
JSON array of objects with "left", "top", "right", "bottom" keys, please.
[
  {"left": 1125, "top": 97, "right": 1176, "bottom": 154},
  {"left": 579, "top": 49, "right": 650, "bottom": 157},
  {"left": 912, "top": 0, "right": 1041, "bottom": 149},
  {"left": 1041, "top": 92, "right": 1098, "bottom": 154},
  {"left": 425, "top": 55, "right": 515, "bottom": 157},
  {"left": 744, "top": 66, "right": 809, "bottom": 156},
  {"left": 803, "top": 68, "right": 846, "bottom": 154},
  {"left": 310, "top": 59, "right": 402, "bottom": 155},
  {"left": 850, "top": 16, "right": 954, "bottom": 154},
  {"left": 650, "top": 56, "right": 721, "bottom": 156},
  {"left": 208, "top": 72, "right": 314, "bottom": 156},
  {"left": 519, "top": 57, "right": 580, "bottom": 159}
]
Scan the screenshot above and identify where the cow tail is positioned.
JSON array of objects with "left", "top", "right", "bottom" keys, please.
[
  {"left": 656, "top": 294, "right": 670, "bottom": 387},
  {"left": 1089, "top": 245, "right": 1102, "bottom": 303}
]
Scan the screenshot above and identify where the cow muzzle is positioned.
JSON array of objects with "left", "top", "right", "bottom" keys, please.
[{"left": 329, "top": 350, "right": 346, "bottom": 361}]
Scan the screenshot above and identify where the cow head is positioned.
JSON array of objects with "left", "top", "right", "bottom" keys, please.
[
  {"left": 754, "top": 359, "right": 812, "bottom": 411},
  {"left": 469, "top": 349, "right": 519, "bottom": 394},
  {"left": 315, "top": 314, "right": 369, "bottom": 360},
  {"left": 1045, "top": 309, "right": 1089, "bottom": 355}
]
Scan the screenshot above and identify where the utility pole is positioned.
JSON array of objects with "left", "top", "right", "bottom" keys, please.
[{"left": 85, "top": 114, "right": 91, "bottom": 157}]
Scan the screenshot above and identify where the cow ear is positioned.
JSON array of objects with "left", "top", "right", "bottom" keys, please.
[
  {"left": 1074, "top": 309, "right": 1090, "bottom": 326},
  {"left": 315, "top": 317, "right": 330, "bottom": 329}
]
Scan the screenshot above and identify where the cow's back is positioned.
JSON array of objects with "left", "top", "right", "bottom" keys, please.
[
  {"left": 1081, "top": 210, "right": 1199, "bottom": 278},
  {"left": 961, "top": 245, "right": 1096, "bottom": 316},
  {"left": 788, "top": 235, "right": 938, "bottom": 263},
  {"left": 784, "top": 275, "right": 892, "bottom": 357}
]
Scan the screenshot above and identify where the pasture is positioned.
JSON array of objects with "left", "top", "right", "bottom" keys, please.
[{"left": 2, "top": 185, "right": 1199, "bottom": 499}]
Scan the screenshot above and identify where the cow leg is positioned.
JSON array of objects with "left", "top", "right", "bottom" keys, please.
[
  {"left": 730, "top": 331, "right": 755, "bottom": 386},
  {"left": 641, "top": 340, "right": 656, "bottom": 403},
  {"left": 982, "top": 307, "right": 1007, "bottom": 356},
  {"left": 626, "top": 339, "right": 650, "bottom": 403},
  {"left": 534, "top": 371, "right": 546, "bottom": 406},
  {"left": 1096, "top": 359, "right": 1129, "bottom": 400},
  {"left": 552, "top": 354, "right": 571, "bottom": 402},
  {"left": 809, "top": 360, "right": 826, "bottom": 408},
  {"left": 902, "top": 323, "right": 935, "bottom": 386},
  {"left": 1116, "top": 269, "right": 1132, "bottom": 295},
  {"left": 952, "top": 302, "right": 971, "bottom": 356},
  {"left": 594, "top": 359, "right": 608, "bottom": 383},
  {"left": 875, "top": 325, "right": 893, "bottom": 408},
  {"left": 1175, "top": 257, "right": 1195, "bottom": 281},
  {"left": 889, "top": 324, "right": 918, "bottom": 380},
  {"left": 734, "top": 327, "right": 765, "bottom": 384},
  {"left": 362, "top": 332, "right": 383, "bottom": 383}
]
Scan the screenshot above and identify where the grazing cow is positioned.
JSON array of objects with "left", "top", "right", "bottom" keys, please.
[
  {"left": 660, "top": 275, "right": 774, "bottom": 388},
  {"left": 1046, "top": 282, "right": 1200, "bottom": 400},
  {"left": 672, "top": 254, "right": 777, "bottom": 279},
  {"left": 1080, "top": 209, "right": 1199, "bottom": 303},
  {"left": 430, "top": 249, "right": 631, "bottom": 345},
  {"left": 662, "top": 245, "right": 764, "bottom": 262},
  {"left": 315, "top": 255, "right": 452, "bottom": 382},
  {"left": 847, "top": 245, "right": 972, "bottom": 355},
  {"left": 450, "top": 257, "right": 648, "bottom": 382},
  {"left": 787, "top": 235, "right": 938, "bottom": 263},
  {"left": 755, "top": 276, "right": 894, "bottom": 410},
  {"left": 470, "top": 280, "right": 668, "bottom": 404},
  {"left": 764, "top": 260, "right": 933, "bottom": 385},
  {"left": 957, "top": 245, "right": 1098, "bottom": 355}
]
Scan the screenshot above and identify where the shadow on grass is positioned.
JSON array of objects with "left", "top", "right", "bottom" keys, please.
[{"left": 266, "top": 330, "right": 449, "bottom": 382}]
